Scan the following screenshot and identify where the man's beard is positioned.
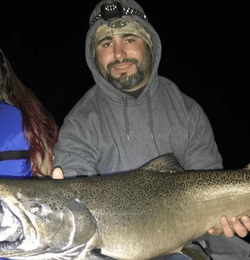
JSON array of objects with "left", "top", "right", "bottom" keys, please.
[
  {"left": 98, "top": 57, "right": 151, "bottom": 92},
  {"left": 106, "top": 58, "right": 145, "bottom": 91}
]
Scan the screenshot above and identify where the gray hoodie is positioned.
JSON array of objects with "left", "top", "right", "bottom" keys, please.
[{"left": 53, "top": 0, "right": 222, "bottom": 177}]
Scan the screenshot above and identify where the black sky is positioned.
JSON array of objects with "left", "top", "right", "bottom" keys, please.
[{"left": 0, "top": 1, "right": 249, "bottom": 169}]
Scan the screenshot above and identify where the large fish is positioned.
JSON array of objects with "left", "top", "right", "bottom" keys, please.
[{"left": 0, "top": 154, "right": 250, "bottom": 260}]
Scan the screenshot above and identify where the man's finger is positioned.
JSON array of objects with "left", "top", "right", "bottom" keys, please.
[
  {"left": 52, "top": 167, "right": 64, "bottom": 179},
  {"left": 220, "top": 215, "right": 234, "bottom": 238},
  {"left": 208, "top": 227, "right": 223, "bottom": 236},
  {"left": 241, "top": 216, "right": 250, "bottom": 231},
  {"left": 231, "top": 216, "right": 249, "bottom": 238}
]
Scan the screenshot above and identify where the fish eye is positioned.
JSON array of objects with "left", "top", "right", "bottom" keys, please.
[{"left": 30, "top": 203, "right": 42, "bottom": 214}]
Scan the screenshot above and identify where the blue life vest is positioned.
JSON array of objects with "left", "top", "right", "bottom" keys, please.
[{"left": 0, "top": 100, "right": 33, "bottom": 178}]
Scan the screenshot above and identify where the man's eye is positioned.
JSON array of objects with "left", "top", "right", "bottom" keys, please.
[
  {"left": 126, "top": 38, "right": 135, "bottom": 44},
  {"left": 102, "top": 42, "right": 112, "bottom": 48}
]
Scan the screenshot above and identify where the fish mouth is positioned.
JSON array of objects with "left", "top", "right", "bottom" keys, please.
[
  {"left": 0, "top": 232, "right": 24, "bottom": 251},
  {"left": 0, "top": 200, "right": 25, "bottom": 251}
]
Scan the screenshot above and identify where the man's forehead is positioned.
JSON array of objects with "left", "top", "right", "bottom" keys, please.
[{"left": 99, "top": 33, "right": 139, "bottom": 42}]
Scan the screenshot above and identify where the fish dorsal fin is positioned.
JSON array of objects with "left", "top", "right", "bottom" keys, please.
[
  {"left": 244, "top": 163, "right": 250, "bottom": 170},
  {"left": 140, "top": 153, "right": 184, "bottom": 173}
]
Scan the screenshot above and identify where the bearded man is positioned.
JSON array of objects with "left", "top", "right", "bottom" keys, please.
[{"left": 53, "top": 1, "right": 250, "bottom": 259}]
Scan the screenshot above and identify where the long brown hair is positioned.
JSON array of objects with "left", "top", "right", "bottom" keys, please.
[{"left": 0, "top": 48, "right": 59, "bottom": 177}]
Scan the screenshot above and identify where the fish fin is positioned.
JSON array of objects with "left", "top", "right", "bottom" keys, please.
[
  {"left": 140, "top": 153, "right": 184, "bottom": 173},
  {"left": 6, "top": 244, "right": 86, "bottom": 260},
  {"left": 180, "top": 242, "right": 212, "bottom": 260},
  {"left": 87, "top": 249, "right": 117, "bottom": 260},
  {"left": 244, "top": 163, "right": 250, "bottom": 170}
]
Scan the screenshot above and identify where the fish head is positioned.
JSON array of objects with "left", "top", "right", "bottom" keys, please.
[{"left": 0, "top": 179, "right": 97, "bottom": 259}]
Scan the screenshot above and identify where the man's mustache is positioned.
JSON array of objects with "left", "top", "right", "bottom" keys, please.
[{"left": 107, "top": 58, "right": 138, "bottom": 71}]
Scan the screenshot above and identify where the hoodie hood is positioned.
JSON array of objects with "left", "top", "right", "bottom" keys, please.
[{"left": 85, "top": 0, "right": 162, "bottom": 102}]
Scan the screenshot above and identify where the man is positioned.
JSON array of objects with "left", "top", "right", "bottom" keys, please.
[{"left": 53, "top": 0, "right": 250, "bottom": 259}]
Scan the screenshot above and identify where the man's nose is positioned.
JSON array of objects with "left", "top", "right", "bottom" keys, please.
[{"left": 113, "top": 41, "right": 126, "bottom": 60}]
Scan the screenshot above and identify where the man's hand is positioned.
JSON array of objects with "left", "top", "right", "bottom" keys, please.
[
  {"left": 208, "top": 215, "right": 250, "bottom": 238},
  {"left": 52, "top": 167, "right": 64, "bottom": 179}
]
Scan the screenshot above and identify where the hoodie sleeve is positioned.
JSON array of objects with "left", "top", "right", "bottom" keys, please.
[
  {"left": 53, "top": 114, "right": 99, "bottom": 177},
  {"left": 184, "top": 101, "right": 223, "bottom": 170}
]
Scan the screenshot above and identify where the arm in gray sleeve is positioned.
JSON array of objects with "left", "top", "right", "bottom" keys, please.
[
  {"left": 184, "top": 102, "right": 223, "bottom": 170},
  {"left": 53, "top": 115, "right": 99, "bottom": 177}
]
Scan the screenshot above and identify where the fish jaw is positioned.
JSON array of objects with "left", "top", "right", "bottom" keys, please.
[
  {"left": 0, "top": 193, "right": 78, "bottom": 257},
  {"left": 0, "top": 197, "right": 41, "bottom": 254},
  {"left": 0, "top": 197, "right": 96, "bottom": 259},
  {"left": 0, "top": 180, "right": 98, "bottom": 259},
  {"left": 0, "top": 199, "right": 26, "bottom": 251},
  {"left": 0, "top": 196, "right": 67, "bottom": 255}
]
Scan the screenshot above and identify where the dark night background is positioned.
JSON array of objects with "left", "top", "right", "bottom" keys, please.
[{"left": 0, "top": 1, "right": 249, "bottom": 169}]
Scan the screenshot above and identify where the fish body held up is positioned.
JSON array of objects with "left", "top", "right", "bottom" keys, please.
[{"left": 0, "top": 154, "right": 250, "bottom": 260}]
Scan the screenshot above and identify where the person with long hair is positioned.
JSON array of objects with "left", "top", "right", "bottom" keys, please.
[{"left": 0, "top": 47, "right": 58, "bottom": 178}]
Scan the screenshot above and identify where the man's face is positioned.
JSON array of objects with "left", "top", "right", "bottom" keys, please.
[{"left": 95, "top": 34, "right": 151, "bottom": 92}]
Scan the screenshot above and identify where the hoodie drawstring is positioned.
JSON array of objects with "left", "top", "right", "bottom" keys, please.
[
  {"left": 123, "top": 97, "right": 130, "bottom": 141},
  {"left": 146, "top": 91, "right": 160, "bottom": 155},
  {"left": 146, "top": 91, "right": 154, "bottom": 139}
]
